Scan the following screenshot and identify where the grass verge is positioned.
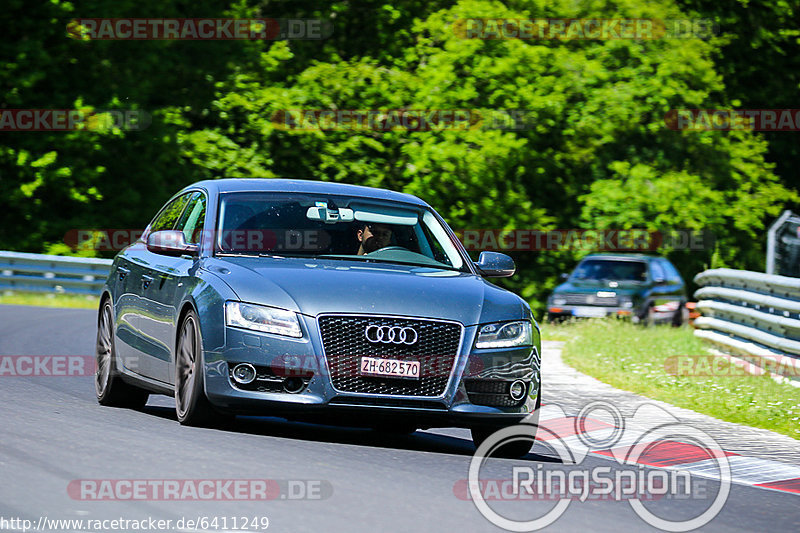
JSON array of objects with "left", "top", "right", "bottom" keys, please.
[
  {"left": 0, "top": 291, "right": 100, "bottom": 310},
  {"left": 555, "top": 319, "right": 800, "bottom": 440}
]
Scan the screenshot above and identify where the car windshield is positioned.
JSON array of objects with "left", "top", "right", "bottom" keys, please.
[
  {"left": 215, "top": 192, "right": 468, "bottom": 272},
  {"left": 570, "top": 259, "right": 648, "bottom": 282}
]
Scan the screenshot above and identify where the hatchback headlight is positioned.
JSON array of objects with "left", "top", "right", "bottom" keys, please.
[
  {"left": 225, "top": 301, "right": 302, "bottom": 338},
  {"left": 475, "top": 321, "right": 532, "bottom": 349}
]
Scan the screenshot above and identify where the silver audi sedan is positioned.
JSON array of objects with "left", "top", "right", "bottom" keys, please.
[{"left": 96, "top": 179, "right": 541, "bottom": 457}]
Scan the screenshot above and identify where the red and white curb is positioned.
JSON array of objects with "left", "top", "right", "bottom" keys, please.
[{"left": 536, "top": 406, "right": 800, "bottom": 496}]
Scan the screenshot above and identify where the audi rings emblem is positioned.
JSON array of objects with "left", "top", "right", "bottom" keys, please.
[{"left": 365, "top": 325, "right": 418, "bottom": 345}]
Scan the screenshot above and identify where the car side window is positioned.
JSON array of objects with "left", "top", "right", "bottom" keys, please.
[
  {"left": 149, "top": 193, "right": 192, "bottom": 234},
  {"left": 661, "top": 259, "right": 683, "bottom": 283},
  {"left": 650, "top": 260, "right": 666, "bottom": 282},
  {"left": 176, "top": 192, "right": 207, "bottom": 244}
]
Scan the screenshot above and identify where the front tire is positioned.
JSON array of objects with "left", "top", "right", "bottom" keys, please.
[
  {"left": 471, "top": 388, "right": 540, "bottom": 459},
  {"left": 95, "top": 299, "right": 149, "bottom": 408},
  {"left": 175, "top": 309, "right": 222, "bottom": 426}
]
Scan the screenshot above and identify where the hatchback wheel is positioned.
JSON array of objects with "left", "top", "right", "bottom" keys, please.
[
  {"left": 672, "top": 303, "right": 689, "bottom": 327},
  {"left": 175, "top": 309, "right": 221, "bottom": 426},
  {"left": 95, "top": 299, "right": 149, "bottom": 408}
]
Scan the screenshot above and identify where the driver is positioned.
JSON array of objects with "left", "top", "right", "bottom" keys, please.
[{"left": 356, "top": 223, "right": 393, "bottom": 255}]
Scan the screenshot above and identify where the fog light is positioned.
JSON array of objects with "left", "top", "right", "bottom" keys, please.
[
  {"left": 232, "top": 363, "right": 256, "bottom": 384},
  {"left": 283, "top": 377, "right": 305, "bottom": 393},
  {"left": 509, "top": 380, "right": 527, "bottom": 401}
]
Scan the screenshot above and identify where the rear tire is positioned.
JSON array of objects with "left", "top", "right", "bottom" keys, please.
[
  {"left": 95, "top": 299, "right": 149, "bottom": 409},
  {"left": 175, "top": 309, "right": 223, "bottom": 426}
]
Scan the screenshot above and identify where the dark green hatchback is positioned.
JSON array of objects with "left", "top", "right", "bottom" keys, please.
[{"left": 546, "top": 254, "right": 688, "bottom": 325}]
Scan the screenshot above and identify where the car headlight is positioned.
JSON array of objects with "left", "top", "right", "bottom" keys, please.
[
  {"left": 619, "top": 296, "right": 634, "bottom": 309},
  {"left": 475, "top": 321, "right": 532, "bottom": 349},
  {"left": 553, "top": 297, "right": 567, "bottom": 306},
  {"left": 225, "top": 301, "right": 302, "bottom": 338}
]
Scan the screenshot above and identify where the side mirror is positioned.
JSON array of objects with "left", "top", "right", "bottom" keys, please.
[
  {"left": 654, "top": 277, "right": 666, "bottom": 285},
  {"left": 474, "top": 251, "right": 515, "bottom": 278},
  {"left": 559, "top": 272, "right": 569, "bottom": 281},
  {"left": 147, "top": 230, "right": 199, "bottom": 257}
]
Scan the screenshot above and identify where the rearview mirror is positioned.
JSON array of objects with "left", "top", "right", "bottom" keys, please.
[
  {"left": 474, "top": 251, "right": 515, "bottom": 278},
  {"left": 147, "top": 230, "right": 199, "bottom": 257}
]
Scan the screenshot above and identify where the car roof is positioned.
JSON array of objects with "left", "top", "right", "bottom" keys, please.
[{"left": 185, "top": 179, "right": 429, "bottom": 207}]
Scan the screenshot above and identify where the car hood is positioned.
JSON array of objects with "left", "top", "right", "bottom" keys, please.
[{"left": 205, "top": 256, "right": 526, "bottom": 325}]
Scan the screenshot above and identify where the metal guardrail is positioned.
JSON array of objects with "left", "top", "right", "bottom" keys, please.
[
  {"left": 0, "top": 251, "right": 112, "bottom": 295},
  {"left": 693, "top": 268, "right": 800, "bottom": 381},
  {"left": 766, "top": 209, "right": 800, "bottom": 276}
]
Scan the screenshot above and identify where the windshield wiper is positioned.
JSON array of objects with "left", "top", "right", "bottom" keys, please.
[
  {"left": 346, "top": 256, "right": 461, "bottom": 272},
  {"left": 216, "top": 252, "right": 297, "bottom": 259}
]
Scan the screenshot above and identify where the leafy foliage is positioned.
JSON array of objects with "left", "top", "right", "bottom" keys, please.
[{"left": 1, "top": 0, "right": 797, "bottom": 316}]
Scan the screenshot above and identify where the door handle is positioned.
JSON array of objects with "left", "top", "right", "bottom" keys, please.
[
  {"left": 141, "top": 274, "right": 154, "bottom": 290},
  {"left": 118, "top": 267, "right": 130, "bottom": 281}
]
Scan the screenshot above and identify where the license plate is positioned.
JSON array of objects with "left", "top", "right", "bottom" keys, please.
[
  {"left": 572, "top": 306, "right": 608, "bottom": 318},
  {"left": 360, "top": 357, "right": 420, "bottom": 379}
]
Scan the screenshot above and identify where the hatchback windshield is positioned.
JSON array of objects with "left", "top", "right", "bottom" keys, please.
[
  {"left": 215, "top": 192, "right": 468, "bottom": 271},
  {"left": 570, "top": 259, "right": 648, "bottom": 282}
]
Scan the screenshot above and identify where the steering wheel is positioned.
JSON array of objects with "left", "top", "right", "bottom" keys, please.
[{"left": 368, "top": 246, "right": 409, "bottom": 254}]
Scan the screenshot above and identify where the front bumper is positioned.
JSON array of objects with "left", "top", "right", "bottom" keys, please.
[
  {"left": 547, "top": 305, "right": 635, "bottom": 319},
  {"left": 203, "top": 317, "right": 540, "bottom": 430}
]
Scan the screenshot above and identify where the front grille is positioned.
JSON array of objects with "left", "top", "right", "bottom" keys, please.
[
  {"left": 464, "top": 379, "right": 528, "bottom": 407},
  {"left": 563, "top": 293, "right": 618, "bottom": 306},
  {"left": 329, "top": 397, "right": 447, "bottom": 410},
  {"left": 318, "top": 315, "right": 462, "bottom": 397}
]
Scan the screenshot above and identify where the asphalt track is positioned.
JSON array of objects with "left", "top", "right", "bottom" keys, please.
[{"left": 0, "top": 305, "right": 798, "bottom": 532}]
